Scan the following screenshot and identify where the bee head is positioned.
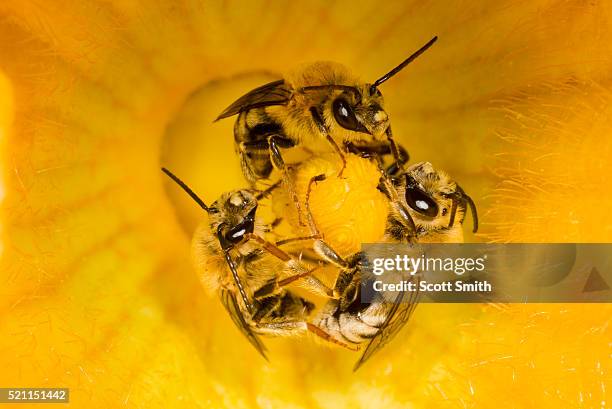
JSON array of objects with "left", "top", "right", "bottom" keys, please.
[
  {"left": 331, "top": 85, "right": 390, "bottom": 140},
  {"left": 327, "top": 36, "right": 438, "bottom": 141},
  {"left": 395, "top": 162, "right": 478, "bottom": 235},
  {"left": 215, "top": 190, "right": 258, "bottom": 249},
  {"left": 160, "top": 168, "right": 260, "bottom": 248}
]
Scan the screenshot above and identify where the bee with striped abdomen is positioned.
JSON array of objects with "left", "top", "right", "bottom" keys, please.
[
  {"left": 216, "top": 37, "right": 438, "bottom": 222},
  {"left": 162, "top": 168, "right": 358, "bottom": 359},
  {"left": 382, "top": 161, "right": 479, "bottom": 243},
  {"left": 290, "top": 159, "right": 477, "bottom": 369}
]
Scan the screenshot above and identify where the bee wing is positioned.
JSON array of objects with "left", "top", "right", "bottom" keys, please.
[
  {"left": 216, "top": 79, "right": 292, "bottom": 120},
  {"left": 353, "top": 276, "right": 421, "bottom": 371},
  {"left": 219, "top": 288, "right": 269, "bottom": 361}
]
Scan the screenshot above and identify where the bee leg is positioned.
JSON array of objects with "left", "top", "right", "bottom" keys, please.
[
  {"left": 305, "top": 276, "right": 335, "bottom": 298},
  {"left": 237, "top": 139, "right": 274, "bottom": 184},
  {"left": 303, "top": 174, "right": 365, "bottom": 298},
  {"left": 270, "top": 217, "right": 283, "bottom": 228},
  {"left": 287, "top": 273, "right": 334, "bottom": 298},
  {"left": 343, "top": 140, "right": 393, "bottom": 158},
  {"left": 253, "top": 266, "right": 331, "bottom": 299},
  {"left": 384, "top": 126, "right": 407, "bottom": 175},
  {"left": 251, "top": 294, "right": 282, "bottom": 323},
  {"left": 312, "top": 239, "right": 348, "bottom": 268},
  {"left": 378, "top": 171, "right": 418, "bottom": 241},
  {"left": 304, "top": 174, "right": 348, "bottom": 267},
  {"left": 338, "top": 275, "right": 363, "bottom": 311},
  {"left": 343, "top": 140, "right": 385, "bottom": 170},
  {"left": 334, "top": 267, "right": 358, "bottom": 300},
  {"left": 275, "top": 265, "right": 334, "bottom": 298},
  {"left": 329, "top": 252, "right": 365, "bottom": 300},
  {"left": 254, "top": 321, "right": 310, "bottom": 337},
  {"left": 311, "top": 240, "right": 360, "bottom": 299},
  {"left": 386, "top": 144, "right": 409, "bottom": 177},
  {"left": 243, "top": 232, "right": 293, "bottom": 262},
  {"left": 275, "top": 234, "right": 320, "bottom": 246},
  {"left": 262, "top": 217, "right": 283, "bottom": 233},
  {"left": 306, "top": 323, "right": 359, "bottom": 351},
  {"left": 243, "top": 233, "right": 334, "bottom": 297},
  {"left": 251, "top": 293, "right": 315, "bottom": 337},
  {"left": 310, "top": 107, "right": 346, "bottom": 178},
  {"left": 304, "top": 173, "right": 357, "bottom": 295},
  {"left": 267, "top": 134, "right": 306, "bottom": 226},
  {"left": 254, "top": 179, "right": 282, "bottom": 200},
  {"left": 284, "top": 264, "right": 334, "bottom": 298},
  {"left": 276, "top": 266, "right": 320, "bottom": 287},
  {"left": 327, "top": 134, "right": 347, "bottom": 178},
  {"left": 343, "top": 140, "right": 409, "bottom": 177},
  {"left": 276, "top": 266, "right": 331, "bottom": 288},
  {"left": 304, "top": 174, "right": 327, "bottom": 237}
]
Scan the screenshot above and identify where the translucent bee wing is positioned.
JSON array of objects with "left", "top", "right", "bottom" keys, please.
[
  {"left": 353, "top": 276, "right": 421, "bottom": 371},
  {"left": 219, "top": 288, "right": 269, "bottom": 361},
  {"left": 216, "top": 79, "right": 292, "bottom": 120}
]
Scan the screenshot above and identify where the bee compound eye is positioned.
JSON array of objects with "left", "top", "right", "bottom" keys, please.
[
  {"left": 405, "top": 186, "right": 439, "bottom": 218},
  {"left": 332, "top": 98, "right": 360, "bottom": 131},
  {"left": 225, "top": 219, "right": 255, "bottom": 244}
]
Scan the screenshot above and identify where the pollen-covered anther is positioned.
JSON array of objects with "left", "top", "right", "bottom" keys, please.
[{"left": 281, "top": 154, "right": 389, "bottom": 255}]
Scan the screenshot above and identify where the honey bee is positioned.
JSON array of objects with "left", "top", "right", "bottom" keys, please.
[
  {"left": 320, "top": 162, "right": 477, "bottom": 369},
  {"left": 216, "top": 37, "right": 438, "bottom": 221},
  {"left": 161, "top": 168, "right": 357, "bottom": 359},
  {"left": 294, "top": 160, "right": 477, "bottom": 370},
  {"left": 382, "top": 161, "right": 479, "bottom": 243}
]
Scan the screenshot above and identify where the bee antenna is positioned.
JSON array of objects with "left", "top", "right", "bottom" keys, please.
[
  {"left": 255, "top": 180, "right": 282, "bottom": 201},
  {"left": 221, "top": 243, "right": 254, "bottom": 314},
  {"left": 463, "top": 193, "right": 479, "bottom": 233},
  {"left": 455, "top": 185, "right": 478, "bottom": 233},
  {"left": 161, "top": 167, "right": 210, "bottom": 213},
  {"left": 370, "top": 36, "right": 438, "bottom": 94},
  {"left": 448, "top": 196, "right": 458, "bottom": 228}
]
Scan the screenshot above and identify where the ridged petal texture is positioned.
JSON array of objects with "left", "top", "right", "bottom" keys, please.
[{"left": 0, "top": 1, "right": 611, "bottom": 408}]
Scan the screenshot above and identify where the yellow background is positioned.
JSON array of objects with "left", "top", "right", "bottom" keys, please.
[{"left": 0, "top": 1, "right": 610, "bottom": 408}]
